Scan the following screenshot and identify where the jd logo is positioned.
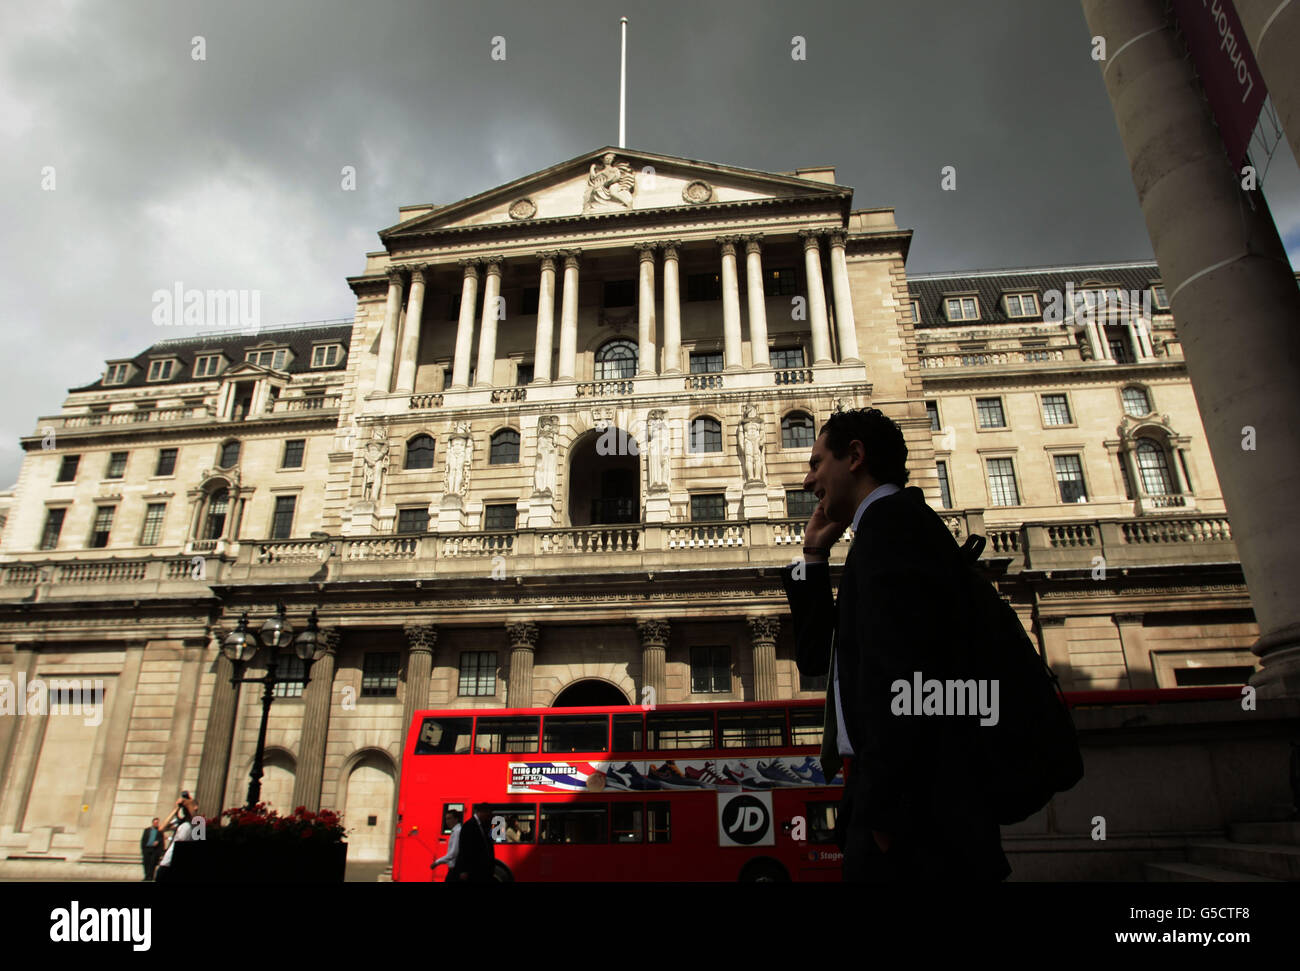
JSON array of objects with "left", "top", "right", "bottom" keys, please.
[{"left": 721, "top": 794, "right": 770, "bottom": 846}]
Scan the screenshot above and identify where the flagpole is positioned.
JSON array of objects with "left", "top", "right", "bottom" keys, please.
[{"left": 619, "top": 17, "right": 627, "bottom": 148}]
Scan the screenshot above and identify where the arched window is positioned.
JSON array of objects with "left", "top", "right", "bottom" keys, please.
[
  {"left": 595, "top": 339, "right": 638, "bottom": 380},
  {"left": 688, "top": 417, "right": 722, "bottom": 454},
  {"left": 1136, "top": 439, "right": 1173, "bottom": 495},
  {"left": 404, "top": 434, "right": 435, "bottom": 470},
  {"left": 204, "top": 488, "right": 229, "bottom": 540},
  {"left": 781, "top": 412, "right": 814, "bottom": 450},
  {"left": 1122, "top": 386, "right": 1151, "bottom": 417},
  {"left": 490, "top": 429, "right": 520, "bottom": 464},
  {"left": 219, "top": 440, "right": 240, "bottom": 468}
]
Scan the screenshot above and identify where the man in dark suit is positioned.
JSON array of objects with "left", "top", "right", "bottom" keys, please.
[
  {"left": 780, "top": 408, "right": 1009, "bottom": 882},
  {"left": 451, "top": 805, "right": 497, "bottom": 883},
  {"left": 140, "top": 818, "right": 163, "bottom": 880}
]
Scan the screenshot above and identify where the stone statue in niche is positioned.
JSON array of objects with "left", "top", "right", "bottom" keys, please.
[
  {"left": 534, "top": 415, "right": 559, "bottom": 496},
  {"left": 445, "top": 422, "right": 473, "bottom": 497},
  {"left": 738, "top": 404, "right": 765, "bottom": 484},
  {"left": 647, "top": 409, "right": 670, "bottom": 493},
  {"left": 360, "top": 426, "right": 390, "bottom": 501},
  {"left": 583, "top": 152, "right": 636, "bottom": 212}
]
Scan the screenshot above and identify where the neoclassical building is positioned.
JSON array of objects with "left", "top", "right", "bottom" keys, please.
[{"left": 0, "top": 148, "right": 1262, "bottom": 875}]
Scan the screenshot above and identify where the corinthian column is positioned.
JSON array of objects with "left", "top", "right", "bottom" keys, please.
[
  {"left": 661, "top": 241, "right": 683, "bottom": 373},
  {"left": 291, "top": 626, "right": 340, "bottom": 812},
  {"left": 637, "top": 619, "right": 669, "bottom": 707},
  {"left": 506, "top": 622, "right": 540, "bottom": 707},
  {"left": 718, "top": 237, "right": 743, "bottom": 370},
  {"left": 557, "top": 250, "right": 581, "bottom": 381},
  {"left": 399, "top": 625, "right": 438, "bottom": 763},
  {"left": 744, "top": 236, "right": 770, "bottom": 368},
  {"left": 748, "top": 616, "right": 781, "bottom": 702},
  {"left": 373, "top": 269, "right": 405, "bottom": 394},
  {"left": 475, "top": 258, "right": 504, "bottom": 387},
  {"left": 196, "top": 625, "right": 238, "bottom": 816},
  {"left": 532, "top": 253, "right": 558, "bottom": 383},
  {"left": 801, "top": 231, "right": 832, "bottom": 364},
  {"left": 394, "top": 265, "right": 427, "bottom": 394},
  {"left": 636, "top": 243, "right": 658, "bottom": 375},
  {"left": 827, "top": 232, "right": 860, "bottom": 362},
  {"left": 451, "top": 261, "right": 480, "bottom": 389}
]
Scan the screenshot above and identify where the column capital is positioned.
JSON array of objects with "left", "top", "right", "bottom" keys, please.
[
  {"left": 483, "top": 256, "right": 505, "bottom": 274},
  {"left": 826, "top": 230, "right": 849, "bottom": 248},
  {"left": 1038, "top": 615, "right": 1067, "bottom": 627},
  {"left": 458, "top": 258, "right": 482, "bottom": 274},
  {"left": 537, "top": 250, "right": 561, "bottom": 265},
  {"left": 405, "top": 263, "right": 429, "bottom": 284},
  {"left": 506, "top": 621, "right": 540, "bottom": 651},
  {"left": 744, "top": 234, "right": 764, "bottom": 254},
  {"left": 205, "top": 624, "right": 227, "bottom": 653},
  {"left": 798, "top": 229, "right": 825, "bottom": 250},
  {"left": 715, "top": 235, "right": 741, "bottom": 254},
  {"left": 385, "top": 267, "right": 405, "bottom": 285},
  {"left": 747, "top": 615, "right": 781, "bottom": 645},
  {"left": 661, "top": 239, "right": 682, "bottom": 259},
  {"left": 635, "top": 242, "right": 658, "bottom": 260},
  {"left": 319, "top": 627, "right": 342, "bottom": 657},
  {"left": 562, "top": 249, "right": 583, "bottom": 269},
  {"left": 636, "top": 618, "right": 670, "bottom": 649},
  {"left": 403, "top": 624, "right": 439, "bottom": 654}
]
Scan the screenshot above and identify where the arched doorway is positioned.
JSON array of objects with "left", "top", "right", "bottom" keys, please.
[
  {"left": 553, "top": 679, "right": 629, "bottom": 707},
  {"left": 568, "top": 427, "right": 640, "bottom": 526},
  {"left": 342, "top": 750, "right": 397, "bottom": 862}
]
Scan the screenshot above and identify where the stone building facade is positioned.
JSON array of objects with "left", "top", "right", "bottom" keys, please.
[{"left": 0, "top": 147, "right": 1261, "bottom": 875}]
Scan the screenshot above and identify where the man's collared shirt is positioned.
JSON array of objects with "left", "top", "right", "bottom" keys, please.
[
  {"left": 833, "top": 482, "right": 902, "bottom": 756},
  {"left": 145, "top": 828, "right": 159, "bottom": 847}
]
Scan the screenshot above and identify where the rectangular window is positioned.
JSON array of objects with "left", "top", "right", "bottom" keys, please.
[
  {"left": 936, "top": 460, "right": 952, "bottom": 509},
  {"left": 926, "top": 400, "right": 941, "bottom": 431},
  {"left": 613, "top": 713, "right": 643, "bottom": 751},
  {"left": 647, "top": 710, "right": 715, "bottom": 750},
  {"left": 476, "top": 803, "right": 536, "bottom": 843},
  {"left": 689, "top": 351, "right": 723, "bottom": 373},
  {"left": 140, "top": 503, "right": 166, "bottom": 546},
  {"left": 270, "top": 495, "right": 296, "bottom": 539},
  {"left": 786, "top": 488, "right": 817, "bottom": 519},
  {"left": 361, "top": 652, "right": 400, "bottom": 697},
  {"left": 40, "top": 508, "right": 66, "bottom": 550},
  {"left": 903, "top": 299, "right": 919, "bottom": 322},
  {"left": 717, "top": 709, "right": 787, "bottom": 748},
  {"left": 194, "top": 355, "right": 222, "bottom": 378},
  {"left": 763, "top": 267, "right": 797, "bottom": 296},
  {"left": 281, "top": 439, "right": 305, "bottom": 469},
  {"left": 945, "top": 296, "right": 979, "bottom": 321},
  {"left": 458, "top": 651, "right": 497, "bottom": 697},
  {"left": 1041, "top": 393, "right": 1072, "bottom": 426},
  {"left": 543, "top": 715, "right": 608, "bottom": 754},
  {"left": 246, "top": 349, "right": 288, "bottom": 369},
  {"left": 155, "top": 448, "right": 178, "bottom": 477},
  {"left": 1004, "top": 293, "right": 1038, "bottom": 317},
  {"left": 603, "top": 279, "right": 636, "bottom": 307},
  {"left": 976, "top": 397, "right": 1006, "bottom": 428},
  {"left": 474, "top": 716, "right": 540, "bottom": 754},
  {"left": 520, "top": 287, "right": 539, "bottom": 316},
  {"left": 539, "top": 804, "right": 607, "bottom": 844},
  {"left": 1106, "top": 328, "right": 1133, "bottom": 363},
  {"left": 146, "top": 359, "right": 175, "bottom": 381},
  {"left": 105, "top": 451, "right": 128, "bottom": 479},
  {"left": 647, "top": 801, "right": 671, "bottom": 843},
  {"left": 690, "top": 493, "right": 726, "bottom": 522},
  {"left": 90, "top": 506, "right": 115, "bottom": 548},
  {"left": 986, "top": 457, "right": 1020, "bottom": 506},
  {"left": 104, "top": 363, "right": 130, "bottom": 385},
  {"left": 690, "top": 645, "right": 730, "bottom": 693},
  {"left": 1151, "top": 285, "right": 1169, "bottom": 310},
  {"left": 483, "top": 503, "right": 517, "bottom": 531},
  {"left": 1054, "top": 454, "right": 1088, "bottom": 503},
  {"left": 806, "top": 801, "right": 840, "bottom": 844},
  {"left": 612, "top": 803, "right": 643, "bottom": 843},
  {"left": 396, "top": 507, "right": 428, "bottom": 534},
  {"left": 272, "top": 655, "right": 306, "bottom": 698},
  {"left": 790, "top": 708, "right": 824, "bottom": 744},
  {"left": 311, "top": 345, "right": 340, "bottom": 368},
  {"left": 686, "top": 272, "right": 722, "bottom": 302},
  {"left": 57, "top": 454, "right": 80, "bottom": 482},
  {"left": 770, "top": 347, "right": 806, "bottom": 370},
  {"left": 414, "top": 716, "right": 473, "bottom": 755},
  {"left": 515, "top": 363, "right": 533, "bottom": 386}
]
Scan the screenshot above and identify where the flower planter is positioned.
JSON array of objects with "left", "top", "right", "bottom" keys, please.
[{"left": 167, "top": 838, "right": 347, "bottom": 884}]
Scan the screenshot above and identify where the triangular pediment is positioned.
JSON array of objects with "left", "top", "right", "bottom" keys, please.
[
  {"left": 220, "top": 361, "right": 279, "bottom": 380},
  {"left": 381, "top": 147, "right": 849, "bottom": 238}
]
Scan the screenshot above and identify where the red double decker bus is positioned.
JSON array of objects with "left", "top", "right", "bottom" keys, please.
[{"left": 392, "top": 698, "right": 846, "bottom": 882}]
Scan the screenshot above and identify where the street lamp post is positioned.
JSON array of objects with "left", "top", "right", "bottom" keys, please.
[{"left": 222, "top": 604, "right": 323, "bottom": 811}]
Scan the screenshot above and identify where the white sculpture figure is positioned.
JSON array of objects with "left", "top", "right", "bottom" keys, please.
[
  {"left": 360, "top": 426, "right": 390, "bottom": 501},
  {"left": 738, "top": 405, "right": 765, "bottom": 484},
  {"left": 445, "top": 422, "right": 472, "bottom": 497},
  {"left": 583, "top": 152, "right": 636, "bottom": 211},
  {"left": 534, "top": 416, "right": 558, "bottom": 496},
  {"left": 647, "top": 409, "right": 670, "bottom": 492}
]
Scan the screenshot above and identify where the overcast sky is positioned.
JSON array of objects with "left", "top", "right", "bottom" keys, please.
[{"left": 2, "top": 0, "right": 1298, "bottom": 489}]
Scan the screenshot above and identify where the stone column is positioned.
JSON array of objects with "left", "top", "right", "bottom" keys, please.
[
  {"left": 827, "top": 231, "right": 860, "bottom": 362},
  {"left": 718, "top": 237, "right": 743, "bottom": 370},
  {"left": 196, "top": 625, "right": 239, "bottom": 816},
  {"left": 636, "top": 244, "right": 658, "bottom": 375},
  {"left": 399, "top": 625, "right": 438, "bottom": 764},
  {"left": 394, "top": 265, "right": 427, "bottom": 393},
  {"left": 506, "top": 622, "right": 540, "bottom": 708},
  {"left": 557, "top": 250, "right": 581, "bottom": 381},
  {"left": 0, "top": 646, "right": 35, "bottom": 785},
  {"left": 475, "top": 258, "right": 504, "bottom": 387},
  {"left": 748, "top": 616, "right": 781, "bottom": 702},
  {"left": 1123, "top": 446, "right": 1147, "bottom": 497},
  {"left": 800, "top": 231, "right": 832, "bottom": 364},
  {"left": 450, "top": 261, "right": 480, "bottom": 389},
  {"left": 1112, "top": 613, "right": 1145, "bottom": 689},
  {"left": 532, "top": 253, "right": 558, "bottom": 384},
  {"left": 373, "top": 269, "right": 405, "bottom": 394},
  {"left": 744, "top": 236, "right": 770, "bottom": 368},
  {"left": 291, "top": 627, "right": 340, "bottom": 812},
  {"left": 1083, "top": 0, "right": 1300, "bottom": 695},
  {"left": 661, "top": 241, "right": 683, "bottom": 373},
  {"left": 1234, "top": 0, "right": 1300, "bottom": 167},
  {"left": 637, "top": 619, "right": 669, "bottom": 707},
  {"left": 1036, "top": 615, "right": 1074, "bottom": 690}
]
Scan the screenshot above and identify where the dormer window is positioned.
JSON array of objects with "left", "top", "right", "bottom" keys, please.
[
  {"left": 194, "top": 354, "right": 223, "bottom": 378},
  {"left": 246, "top": 348, "right": 288, "bottom": 369},
  {"left": 945, "top": 296, "right": 979, "bottom": 321},
  {"left": 1151, "top": 285, "right": 1169, "bottom": 310},
  {"left": 146, "top": 359, "right": 177, "bottom": 382},
  {"left": 311, "top": 344, "right": 343, "bottom": 368},
  {"left": 104, "top": 363, "right": 131, "bottom": 385},
  {"left": 1004, "top": 293, "right": 1038, "bottom": 318}
]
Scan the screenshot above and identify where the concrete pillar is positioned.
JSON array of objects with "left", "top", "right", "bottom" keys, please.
[
  {"left": 744, "top": 236, "right": 770, "bottom": 368},
  {"left": 373, "top": 269, "right": 404, "bottom": 394},
  {"left": 394, "top": 265, "right": 427, "bottom": 394},
  {"left": 399, "top": 625, "right": 437, "bottom": 766},
  {"left": 636, "top": 244, "right": 658, "bottom": 375},
  {"left": 475, "top": 259, "right": 503, "bottom": 387},
  {"left": 291, "top": 627, "right": 340, "bottom": 812},
  {"left": 827, "top": 231, "right": 860, "bottom": 362},
  {"left": 637, "top": 619, "right": 669, "bottom": 707},
  {"left": 196, "top": 627, "right": 240, "bottom": 816},
  {"left": 450, "top": 261, "right": 480, "bottom": 389},
  {"left": 557, "top": 251, "right": 581, "bottom": 381},
  {"left": 748, "top": 616, "right": 781, "bottom": 702},
  {"left": 532, "top": 253, "right": 558, "bottom": 384},
  {"left": 506, "top": 622, "right": 539, "bottom": 707},
  {"left": 0, "top": 647, "right": 35, "bottom": 786},
  {"left": 718, "top": 237, "right": 743, "bottom": 370},
  {"left": 661, "top": 242, "right": 683, "bottom": 373},
  {"left": 1234, "top": 0, "right": 1300, "bottom": 167},
  {"left": 800, "top": 231, "right": 832, "bottom": 364},
  {"left": 1113, "top": 613, "right": 1147, "bottom": 689},
  {"left": 1082, "top": 0, "right": 1300, "bottom": 695}
]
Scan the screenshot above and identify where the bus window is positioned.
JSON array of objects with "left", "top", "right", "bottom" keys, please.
[
  {"left": 718, "top": 709, "right": 787, "bottom": 748},
  {"left": 415, "top": 717, "right": 473, "bottom": 755},
  {"left": 475, "top": 803, "right": 536, "bottom": 844},
  {"left": 475, "top": 716, "right": 540, "bottom": 753},
  {"left": 540, "top": 804, "right": 607, "bottom": 844},
  {"left": 611, "top": 803, "right": 643, "bottom": 843},
  {"left": 646, "top": 710, "right": 714, "bottom": 750},
  {"left": 790, "top": 708, "right": 823, "bottom": 747},
  {"left": 647, "top": 801, "right": 671, "bottom": 843},
  {"left": 441, "top": 802, "right": 465, "bottom": 835},
  {"left": 806, "top": 801, "right": 838, "bottom": 844},
  {"left": 542, "top": 714, "right": 609, "bottom": 753},
  {"left": 613, "top": 713, "right": 644, "bottom": 751}
]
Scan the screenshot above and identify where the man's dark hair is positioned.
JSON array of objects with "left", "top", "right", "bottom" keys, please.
[{"left": 819, "top": 408, "right": 910, "bottom": 486}]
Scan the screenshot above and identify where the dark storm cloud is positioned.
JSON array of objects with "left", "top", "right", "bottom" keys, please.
[{"left": 1, "top": 0, "right": 1296, "bottom": 487}]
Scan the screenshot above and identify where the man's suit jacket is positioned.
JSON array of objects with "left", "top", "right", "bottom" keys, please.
[
  {"left": 140, "top": 827, "right": 161, "bottom": 854},
  {"left": 451, "top": 815, "right": 497, "bottom": 882},
  {"left": 781, "top": 486, "right": 1007, "bottom": 877}
]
